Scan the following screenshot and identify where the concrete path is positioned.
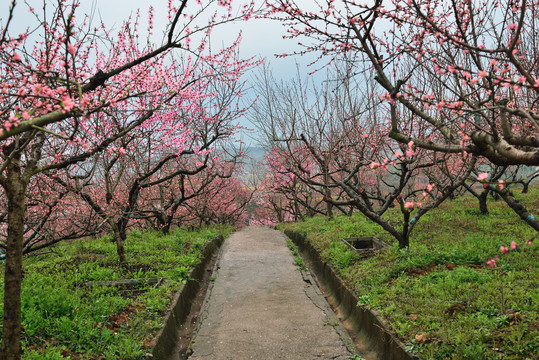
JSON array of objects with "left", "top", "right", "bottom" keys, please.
[{"left": 188, "top": 226, "right": 357, "bottom": 360}]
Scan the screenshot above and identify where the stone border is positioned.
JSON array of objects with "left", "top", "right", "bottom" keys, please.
[
  {"left": 284, "top": 230, "right": 421, "bottom": 360},
  {"left": 150, "top": 234, "right": 225, "bottom": 360}
]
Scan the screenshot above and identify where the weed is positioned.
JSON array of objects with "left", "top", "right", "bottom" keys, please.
[
  {"left": 347, "top": 355, "right": 366, "bottom": 360},
  {"left": 356, "top": 295, "right": 371, "bottom": 306},
  {"left": 324, "top": 317, "right": 339, "bottom": 327},
  {"left": 286, "top": 238, "right": 308, "bottom": 271}
]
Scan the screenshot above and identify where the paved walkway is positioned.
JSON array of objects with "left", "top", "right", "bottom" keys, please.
[{"left": 188, "top": 226, "right": 357, "bottom": 359}]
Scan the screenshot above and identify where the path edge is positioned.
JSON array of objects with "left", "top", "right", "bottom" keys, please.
[
  {"left": 284, "top": 229, "right": 421, "bottom": 360},
  {"left": 150, "top": 234, "right": 225, "bottom": 360}
]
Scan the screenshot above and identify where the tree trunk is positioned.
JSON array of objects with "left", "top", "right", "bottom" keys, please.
[
  {"left": 319, "top": 161, "right": 333, "bottom": 219},
  {"left": 1, "top": 158, "right": 26, "bottom": 359},
  {"left": 110, "top": 222, "right": 126, "bottom": 265},
  {"left": 325, "top": 186, "right": 333, "bottom": 219},
  {"left": 162, "top": 222, "right": 171, "bottom": 235},
  {"left": 161, "top": 212, "right": 175, "bottom": 235},
  {"left": 399, "top": 234, "right": 409, "bottom": 249},
  {"left": 400, "top": 211, "right": 410, "bottom": 249},
  {"left": 479, "top": 190, "right": 489, "bottom": 215}
]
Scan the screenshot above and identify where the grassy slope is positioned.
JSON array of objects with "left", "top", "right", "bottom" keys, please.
[
  {"left": 279, "top": 188, "right": 538, "bottom": 360},
  {"left": 0, "top": 226, "right": 233, "bottom": 360}
]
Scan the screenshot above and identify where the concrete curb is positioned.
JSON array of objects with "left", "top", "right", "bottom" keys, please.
[
  {"left": 284, "top": 230, "right": 421, "bottom": 360},
  {"left": 150, "top": 234, "right": 225, "bottom": 360}
]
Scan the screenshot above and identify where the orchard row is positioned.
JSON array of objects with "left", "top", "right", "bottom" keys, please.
[
  {"left": 253, "top": 0, "right": 539, "bottom": 248},
  {"left": 1, "top": 1, "right": 538, "bottom": 359},
  {"left": 0, "top": 1, "right": 258, "bottom": 357}
]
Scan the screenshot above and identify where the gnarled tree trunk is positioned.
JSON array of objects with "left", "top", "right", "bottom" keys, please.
[{"left": 1, "top": 152, "right": 27, "bottom": 360}]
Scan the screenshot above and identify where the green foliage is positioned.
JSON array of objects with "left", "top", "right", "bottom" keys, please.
[
  {"left": 347, "top": 355, "right": 366, "bottom": 360},
  {"left": 326, "top": 241, "right": 359, "bottom": 269},
  {"left": 0, "top": 225, "right": 233, "bottom": 359},
  {"left": 279, "top": 188, "right": 539, "bottom": 360},
  {"left": 356, "top": 295, "right": 371, "bottom": 306},
  {"left": 286, "top": 239, "right": 307, "bottom": 271}
]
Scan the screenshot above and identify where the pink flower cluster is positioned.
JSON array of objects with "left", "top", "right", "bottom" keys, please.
[{"left": 486, "top": 240, "right": 533, "bottom": 267}]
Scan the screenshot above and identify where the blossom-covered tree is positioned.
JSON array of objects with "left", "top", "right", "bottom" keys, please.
[
  {"left": 183, "top": 174, "right": 255, "bottom": 227},
  {"left": 267, "top": 0, "right": 539, "bottom": 164},
  {"left": 251, "top": 62, "right": 477, "bottom": 247},
  {"left": 0, "top": 0, "right": 256, "bottom": 357},
  {"left": 266, "top": 0, "right": 539, "bottom": 233},
  {"left": 262, "top": 147, "right": 330, "bottom": 221},
  {"left": 51, "top": 53, "right": 254, "bottom": 263},
  {"left": 0, "top": 174, "right": 102, "bottom": 258}
]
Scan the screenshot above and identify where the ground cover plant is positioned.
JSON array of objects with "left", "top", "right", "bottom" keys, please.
[
  {"left": 279, "top": 187, "right": 538, "bottom": 360},
  {"left": 0, "top": 226, "right": 232, "bottom": 359}
]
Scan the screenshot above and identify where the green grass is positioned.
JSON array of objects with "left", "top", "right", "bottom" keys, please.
[
  {"left": 286, "top": 238, "right": 308, "bottom": 271},
  {"left": 0, "top": 226, "right": 233, "bottom": 359},
  {"left": 279, "top": 187, "right": 539, "bottom": 360}
]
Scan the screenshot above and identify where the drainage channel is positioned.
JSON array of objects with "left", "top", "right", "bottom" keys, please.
[
  {"left": 150, "top": 235, "right": 224, "bottom": 360},
  {"left": 155, "top": 227, "right": 417, "bottom": 360},
  {"left": 285, "top": 230, "right": 420, "bottom": 360}
]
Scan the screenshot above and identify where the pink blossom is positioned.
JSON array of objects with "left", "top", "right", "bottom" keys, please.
[
  {"left": 61, "top": 95, "right": 75, "bottom": 112},
  {"left": 507, "top": 23, "right": 518, "bottom": 30},
  {"left": 510, "top": 241, "right": 517, "bottom": 250},
  {"left": 500, "top": 246, "right": 508, "bottom": 254},
  {"left": 12, "top": 52, "right": 21, "bottom": 62},
  {"left": 370, "top": 162, "right": 380, "bottom": 169},
  {"left": 404, "top": 201, "right": 414, "bottom": 209},
  {"left": 486, "top": 258, "right": 497, "bottom": 267},
  {"left": 498, "top": 179, "right": 505, "bottom": 190},
  {"left": 476, "top": 172, "right": 488, "bottom": 181},
  {"left": 67, "top": 44, "right": 76, "bottom": 55},
  {"left": 478, "top": 70, "right": 488, "bottom": 78}
]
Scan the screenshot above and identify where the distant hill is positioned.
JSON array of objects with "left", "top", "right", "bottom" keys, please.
[
  {"left": 240, "top": 146, "right": 267, "bottom": 178},
  {"left": 244, "top": 146, "right": 266, "bottom": 163}
]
